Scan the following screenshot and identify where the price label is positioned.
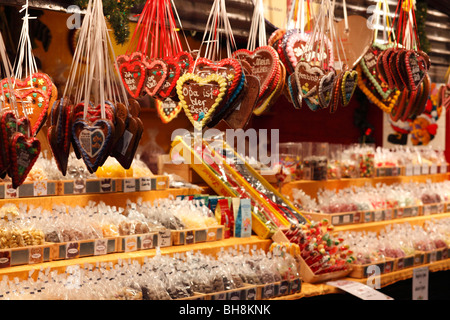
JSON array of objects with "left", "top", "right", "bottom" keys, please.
[
  {"left": 430, "top": 164, "right": 437, "bottom": 174},
  {"left": 405, "top": 165, "right": 413, "bottom": 176},
  {"left": 94, "top": 239, "right": 108, "bottom": 256},
  {"left": 123, "top": 178, "right": 136, "bottom": 193},
  {"left": 33, "top": 181, "right": 47, "bottom": 196},
  {"left": 4, "top": 183, "right": 18, "bottom": 199},
  {"left": 421, "top": 164, "right": 429, "bottom": 175},
  {"left": 413, "top": 165, "right": 421, "bottom": 176},
  {"left": 124, "top": 236, "right": 137, "bottom": 252},
  {"left": 413, "top": 267, "right": 429, "bottom": 300},
  {"left": 326, "top": 280, "right": 393, "bottom": 300},
  {"left": 139, "top": 177, "right": 152, "bottom": 191},
  {"left": 141, "top": 234, "right": 154, "bottom": 249}
]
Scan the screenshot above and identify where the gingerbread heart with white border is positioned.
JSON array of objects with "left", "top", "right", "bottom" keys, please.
[
  {"left": 176, "top": 73, "right": 227, "bottom": 130},
  {"left": 118, "top": 56, "right": 146, "bottom": 98},
  {"left": 143, "top": 58, "right": 168, "bottom": 97}
]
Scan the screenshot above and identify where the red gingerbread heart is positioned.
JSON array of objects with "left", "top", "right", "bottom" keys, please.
[
  {"left": 232, "top": 46, "right": 279, "bottom": 101},
  {"left": 143, "top": 58, "right": 168, "bottom": 97},
  {"left": 118, "top": 56, "right": 146, "bottom": 98},
  {"left": 158, "top": 57, "right": 182, "bottom": 99},
  {"left": 9, "top": 132, "right": 41, "bottom": 189}
]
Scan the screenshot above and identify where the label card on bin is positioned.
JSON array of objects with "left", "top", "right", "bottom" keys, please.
[{"left": 326, "top": 280, "right": 393, "bottom": 300}]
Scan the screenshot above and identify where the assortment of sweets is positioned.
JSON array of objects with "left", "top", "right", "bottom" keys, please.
[
  {"left": 338, "top": 219, "right": 450, "bottom": 265},
  {"left": 281, "top": 220, "right": 354, "bottom": 275},
  {"left": 0, "top": 247, "right": 299, "bottom": 300},
  {"left": 293, "top": 180, "right": 450, "bottom": 214},
  {"left": 1, "top": 152, "right": 155, "bottom": 183}
]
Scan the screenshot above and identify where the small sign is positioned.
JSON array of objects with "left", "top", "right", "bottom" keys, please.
[
  {"left": 123, "top": 178, "right": 136, "bottom": 193},
  {"left": 405, "top": 165, "right": 413, "bottom": 176},
  {"left": 94, "top": 239, "right": 108, "bottom": 256},
  {"left": 124, "top": 236, "right": 137, "bottom": 252},
  {"left": 413, "top": 165, "right": 421, "bottom": 176},
  {"left": 139, "top": 177, "right": 152, "bottom": 191},
  {"left": 141, "top": 234, "right": 154, "bottom": 249},
  {"left": 4, "top": 184, "right": 18, "bottom": 199},
  {"left": 412, "top": 267, "right": 429, "bottom": 300},
  {"left": 327, "top": 280, "right": 393, "bottom": 300},
  {"left": 33, "top": 181, "right": 48, "bottom": 197}
]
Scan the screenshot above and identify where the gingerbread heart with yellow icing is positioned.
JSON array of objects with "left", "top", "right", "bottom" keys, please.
[
  {"left": 176, "top": 73, "right": 227, "bottom": 130},
  {"left": 1, "top": 73, "right": 56, "bottom": 136}
]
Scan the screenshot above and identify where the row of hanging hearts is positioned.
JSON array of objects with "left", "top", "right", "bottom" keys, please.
[
  {"left": 0, "top": 73, "right": 58, "bottom": 189},
  {"left": 117, "top": 45, "right": 286, "bottom": 129},
  {"left": 48, "top": 97, "right": 143, "bottom": 177},
  {"left": 269, "top": 28, "right": 358, "bottom": 113},
  {"left": 357, "top": 44, "right": 431, "bottom": 122}
]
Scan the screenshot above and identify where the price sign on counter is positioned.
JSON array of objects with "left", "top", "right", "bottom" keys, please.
[
  {"left": 326, "top": 280, "right": 393, "bottom": 300},
  {"left": 123, "top": 178, "right": 136, "bottom": 193},
  {"left": 412, "top": 267, "right": 429, "bottom": 300}
]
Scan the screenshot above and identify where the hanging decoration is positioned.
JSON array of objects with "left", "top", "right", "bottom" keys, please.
[
  {"left": 176, "top": 0, "right": 248, "bottom": 130},
  {"left": 0, "top": 1, "right": 57, "bottom": 137},
  {"left": 50, "top": 0, "right": 143, "bottom": 176},
  {"left": 116, "top": 0, "right": 193, "bottom": 124},
  {"left": 0, "top": 3, "right": 42, "bottom": 189},
  {"left": 232, "top": 0, "right": 283, "bottom": 116}
]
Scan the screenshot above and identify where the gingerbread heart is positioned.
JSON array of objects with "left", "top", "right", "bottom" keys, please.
[
  {"left": 360, "top": 44, "right": 395, "bottom": 100},
  {"left": 392, "top": 49, "right": 406, "bottom": 90},
  {"left": 318, "top": 70, "right": 336, "bottom": 109},
  {"left": 287, "top": 73, "right": 302, "bottom": 109},
  {"left": 232, "top": 46, "right": 279, "bottom": 101},
  {"left": 112, "top": 116, "right": 143, "bottom": 169},
  {"left": 156, "top": 98, "right": 182, "bottom": 124},
  {"left": 440, "top": 83, "right": 450, "bottom": 109},
  {"left": 193, "top": 57, "right": 243, "bottom": 107},
  {"left": 158, "top": 57, "right": 181, "bottom": 99},
  {"left": 403, "top": 50, "right": 427, "bottom": 91},
  {"left": 286, "top": 31, "right": 334, "bottom": 73},
  {"left": 118, "top": 57, "right": 146, "bottom": 98},
  {"left": 3, "top": 72, "right": 56, "bottom": 106},
  {"left": 176, "top": 73, "right": 227, "bottom": 130},
  {"left": 356, "top": 64, "right": 401, "bottom": 114},
  {"left": 0, "top": 110, "right": 16, "bottom": 174},
  {"left": 72, "top": 118, "right": 115, "bottom": 172},
  {"left": 268, "top": 29, "right": 286, "bottom": 54},
  {"left": 413, "top": 74, "right": 431, "bottom": 117},
  {"left": 294, "top": 61, "right": 325, "bottom": 111},
  {"left": 9, "top": 132, "right": 41, "bottom": 189},
  {"left": 340, "top": 70, "right": 358, "bottom": 106},
  {"left": 330, "top": 71, "right": 344, "bottom": 113},
  {"left": 175, "top": 51, "right": 195, "bottom": 75},
  {"left": 254, "top": 61, "right": 285, "bottom": 115},
  {"left": 143, "top": 58, "right": 168, "bottom": 97},
  {"left": 1, "top": 87, "right": 49, "bottom": 136}
]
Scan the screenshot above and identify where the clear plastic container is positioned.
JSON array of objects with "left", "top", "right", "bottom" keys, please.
[
  {"left": 277, "top": 142, "right": 303, "bottom": 180},
  {"left": 302, "top": 142, "right": 328, "bottom": 181}
]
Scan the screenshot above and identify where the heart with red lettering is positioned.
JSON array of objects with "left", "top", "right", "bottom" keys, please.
[
  {"left": 176, "top": 73, "right": 228, "bottom": 129},
  {"left": 232, "top": 46, "right": 278, "bottom": 101},
  {"left": 143, "top": 58, "right": 168, "bottom": 97}
]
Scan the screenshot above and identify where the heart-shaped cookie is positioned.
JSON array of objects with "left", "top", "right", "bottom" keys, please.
[
  {"left": 294, "top": 61, "right": 325, "bottom": 111},
  {"left": 285, "top": 31, "right": 310, "bottom": 73},
  {"left": 360, "top": 43, "right": 395, "bottom": 100},
  {"left": 440, "top": 83, "right": 450, "bottom": 109},
  {"left": 254, "top": 61, "right": 285, "bottom": 115},
  {"left": 156, "top": 98, "right": 183, "bottom": 124},
  {"left": 402, "top": 50, "right": 427, "bottom": 91},
  {"left": 143, "top": 58, "right": 168, "bottom": 97},
  {"left": 112, "top": 115, "right": 143, "bottom": 169},
  {"left": 9, "top": 132, "right": 41, "bottom": 189},
  {"left": 72, "top": 118, "right": 115, "bottom": 172},
  {"left": 330, "top": 71, "right": 344, "bottom": 113},
  {"left": 340, "top": 69, "right": 358, "bottom": 106},
  {"left": 176, "top": 73, "right": 228, "bottom": 130},
  {"left": 287, "top": 73, "right": 302, "bottom": 109},
  {"left": 158, "top": 57, "right": 182, "bottom": 99},
  {"left": 117, "top": 56, "right": 146, "bottom": 98},
  {"left": 318, "top": 70, "right": 336, "bottom": 109},
  {"left": 232, "top": 46, "right": 279, "bottom": 101},
  {"left": 0, "top": 110, "right": 16, "bottom": 174},
  {"left": 175, "top": 51, "right": 195, "bottom": 75},
  {"left": 356, "top": 64, "right": 402, "bottom": 114}
]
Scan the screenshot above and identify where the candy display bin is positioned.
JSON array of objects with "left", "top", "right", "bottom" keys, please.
[
  {"left": 51, "top": 237, "right": 118, "bottom": 260},
  {"left": 393, "top": 255, "right": 416, "bottom": 271},
  {"left": 349, "top": 258, "right": 395, "bottom": 279},
  {"left": 272, "top": 229, "right": 352, "bottom": 283}
]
